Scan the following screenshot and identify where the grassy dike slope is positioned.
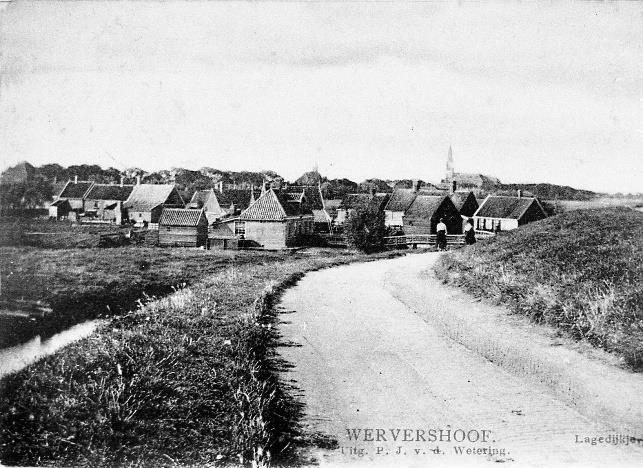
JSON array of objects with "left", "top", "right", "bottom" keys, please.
[
  {"left": 435, "top": 207, "right": 643, "bottom": 370},
  {"left": 0, "top": 248, "right": 401, "bottom": 467}
]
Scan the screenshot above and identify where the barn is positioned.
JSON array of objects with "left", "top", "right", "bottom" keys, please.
[
  {"left": 83, "top": 184, "right": 134, "bottom": 223},
  {"left": 158, "top": 208, "right": 208, "bottom": 247},
  {"left": 123, "top": 184, "right": 184, "bottom": 226},
  {"left": 473, "top": 195, "right": 547, "bottom": 232},
  {"left": 56, "top": 180, "right": 94, "bottom": 211},
  {"left": 403, "top": 194, "right": 462, "bottom": 235},
  {"left": 235, "top": 188, "right": 314, "bottom": 249}
]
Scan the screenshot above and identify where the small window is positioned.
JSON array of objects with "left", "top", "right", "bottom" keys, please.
[{"left": 234, "top": 221, "right": 246, "bottom": 236}]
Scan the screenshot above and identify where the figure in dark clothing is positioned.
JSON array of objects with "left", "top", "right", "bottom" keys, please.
[
  {"left": 464, "top": 218, "right": 476, "bottom": 245},
  {"left": 436, "top": 217, "right": 448, "bottom": 251}
]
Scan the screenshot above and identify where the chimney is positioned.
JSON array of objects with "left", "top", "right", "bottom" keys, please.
[
  {"left": 517, "top": 189, "right": 522, "bottom": 198},
  {"left": 120, "top": 176, "right": 124, "bottom": 187},
  {"left": 217, "top": 181, "right": 223, "bottom": 193},
  {"left": 74, "top": 175, "right": 78, "bottom": 184},
  {"left": 136, "top": 175, "right": 141, "bottom": 185},
  {"left": 451, "top": 180, "right": 457, "bottom": 195},
  {"left": 411, "top": 179, "right": 420, "bottom": 192}
]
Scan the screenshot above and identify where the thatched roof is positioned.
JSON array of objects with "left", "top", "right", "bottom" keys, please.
[
  {"left": 405, "top": 195, "right": 449, "bottom": 219},
  {"left": 86, "top": 184, "right": 134, "bottom": 201},
  {"left": 475, "top": 196, "right": 542, "bottom": 219},
  {"left": 123, "top": 184, "right": 182, "bottom": 212},
  {"left": 59, "top": 181, "right": 94, "bottom": 199},
  {"left": 384, "top": 189, "right": 417, "bottom": 212}
]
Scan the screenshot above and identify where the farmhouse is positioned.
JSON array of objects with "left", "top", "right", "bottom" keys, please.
[
  {"left": 158, "top": 208, "right": 208, "bottom": 247},
  {"left": 83, "top": 184, "right": 134, "bottom": 224},
  {"left": 123, "top": 184, "right": 184, "bottom": 225},
  {"left": 403, "top": 194, "right": 462, "bottom": 235},
  {"left": 187, "top": 189, "right": 226, "bottom": 223},
  {"left": 215, "top": 188, "right": 314, "bottom": 249},
  {"left": 383, "top": 182, "right": 425, "bottom": 229},
  {"left": 56, "top": 179, "right": 94, "bottom": 211},
  {"left": 473, "top": 195, "right": 547, "bottom": 232}
]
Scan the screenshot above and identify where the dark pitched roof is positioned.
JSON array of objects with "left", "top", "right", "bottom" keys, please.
[
  {"left": 474, "top": 196, "right": 542, "bottom": 219},
  {"left": 339, "top": 193, "right": 373, "bottom": 210},
  {"left": 159, "top": 208, "right": 204, "bottom": 226},
  {"left": 86, "top": 184, "right": 134, "bottom": 201},
  {"left": 59, "top": 181, "right": 94, "bottom": 199},
  {"left": 406, "top": 195, "right": 449, "bottom": 219},
  {"left": 384, "top": 189, "right": 417, "bottom": 212},
  {"left": 286, "top": 185, "right": 324, "bottom": 210},
  {"left": 450, "top": 191, "right": 475, "bottom": 211},
  {"left": 240, "top": 189, "right": 309, "bottom": 221},
  {"left": 217, "top": 189, "right": 254, "bottom": 211},
  {"left": 123, "top": 184, "right": 180, "bottom": 212}
]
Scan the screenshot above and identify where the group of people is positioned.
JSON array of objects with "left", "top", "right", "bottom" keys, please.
[{"left": 435, "top": 217, "right": 476, "bottom": 251}]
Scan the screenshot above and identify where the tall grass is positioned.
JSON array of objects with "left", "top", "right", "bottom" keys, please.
[{"left": 434, "top": 207, "right": 643, "bottom": 370}]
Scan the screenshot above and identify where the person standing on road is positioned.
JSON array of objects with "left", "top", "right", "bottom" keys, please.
[
  {"left": 436, "top": 218, "right": 448, "bottom": 251},
  {"left": 464, "top": 218, "right": 476, "bottom": 245}
]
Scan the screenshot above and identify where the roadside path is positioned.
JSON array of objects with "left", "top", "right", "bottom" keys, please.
[{"left": 277, "top": 253, "right": 643, "bottom": 467}]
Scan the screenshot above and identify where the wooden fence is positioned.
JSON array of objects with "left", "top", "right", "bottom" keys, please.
[{"left": 384, "top": 231, "right": 494, "bottom": 247}]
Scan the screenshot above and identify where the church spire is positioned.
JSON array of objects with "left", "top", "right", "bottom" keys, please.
[{"left": 446, "top": 145, "right": 454, "bottom": 182}]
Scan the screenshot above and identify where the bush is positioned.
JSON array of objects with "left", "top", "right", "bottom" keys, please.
[{"left": 345, "top": 207, "right": 386, "bottom": 253}]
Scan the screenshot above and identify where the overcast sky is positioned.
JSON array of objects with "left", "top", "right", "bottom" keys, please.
[{"left": 1, "top": 1, "right": 641, "bottom": 192}]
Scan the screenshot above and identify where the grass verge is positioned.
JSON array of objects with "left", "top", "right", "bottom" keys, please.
[
  {"left": 0, "top": 248, "right": 402, "bottom": 466},
  {"left": 434, "top": 207, "right": 643, "bottom": 370}
]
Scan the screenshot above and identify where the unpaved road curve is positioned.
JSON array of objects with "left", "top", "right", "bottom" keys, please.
[{"left": 277, "top": 253, "right": 642, "bottom": 467}]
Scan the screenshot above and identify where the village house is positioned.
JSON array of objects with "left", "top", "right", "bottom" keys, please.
[
  {"left": 158, "top": 208, "right": 209, "bottom": 247},
  {"left": 123, "top": 184, "right": 184, "bottom": 226},
  {"left": 383, "top": 181, "right": 427, "bottom": 229},
  {"left": 212, "top": 188, "right": 314, "bottom": 249},
  {"left": 473, "top": 194, "right": 547, "bottom": 232},
  {"left": 55, "top": 178, "right": 94, "bottom": 211},
  {"left": 403, "top": 194, "right": 462, "bottom": 235},
  {"left": 83, "top": 183, "right": 135, "bottom": 224},
  {"left": 187, "top": 188, "right": 227, "bottom": 223}
]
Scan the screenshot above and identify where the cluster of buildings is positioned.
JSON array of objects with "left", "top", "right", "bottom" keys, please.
[{"left": 47, "top": 148, "right": 548, "bottom": 250}]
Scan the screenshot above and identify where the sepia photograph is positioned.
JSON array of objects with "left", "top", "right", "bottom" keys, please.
[{"left": 0, "top": 0, "right": 641, "bottom": 467}]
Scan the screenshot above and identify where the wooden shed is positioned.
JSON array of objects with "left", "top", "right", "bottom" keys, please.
[
  {"left": 403, "top": 194, "right": 462, "bottom": 235},
  {"left": 158, "top": 208, "right": 208, "bottom": 247},
  {"left": 48, "top": 199, "right": 71, "bottom": 219}
]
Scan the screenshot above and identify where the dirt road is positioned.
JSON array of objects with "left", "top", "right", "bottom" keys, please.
[{"left": 277, "top": 253, "right": 643, "bottom": 467}]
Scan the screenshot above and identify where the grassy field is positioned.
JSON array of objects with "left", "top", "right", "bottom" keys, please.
[
  {"left": 0, "top": 246, "right": 401, "bottom": 466},
  {"left": 434, "top": 207, "right": 643, "bottom": 370},
  {"left": 0, "top": 217, "right": 135, "bottom": 249},
  {"left": 0, "top": 247, "right": 286, "bottom": 347}
]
